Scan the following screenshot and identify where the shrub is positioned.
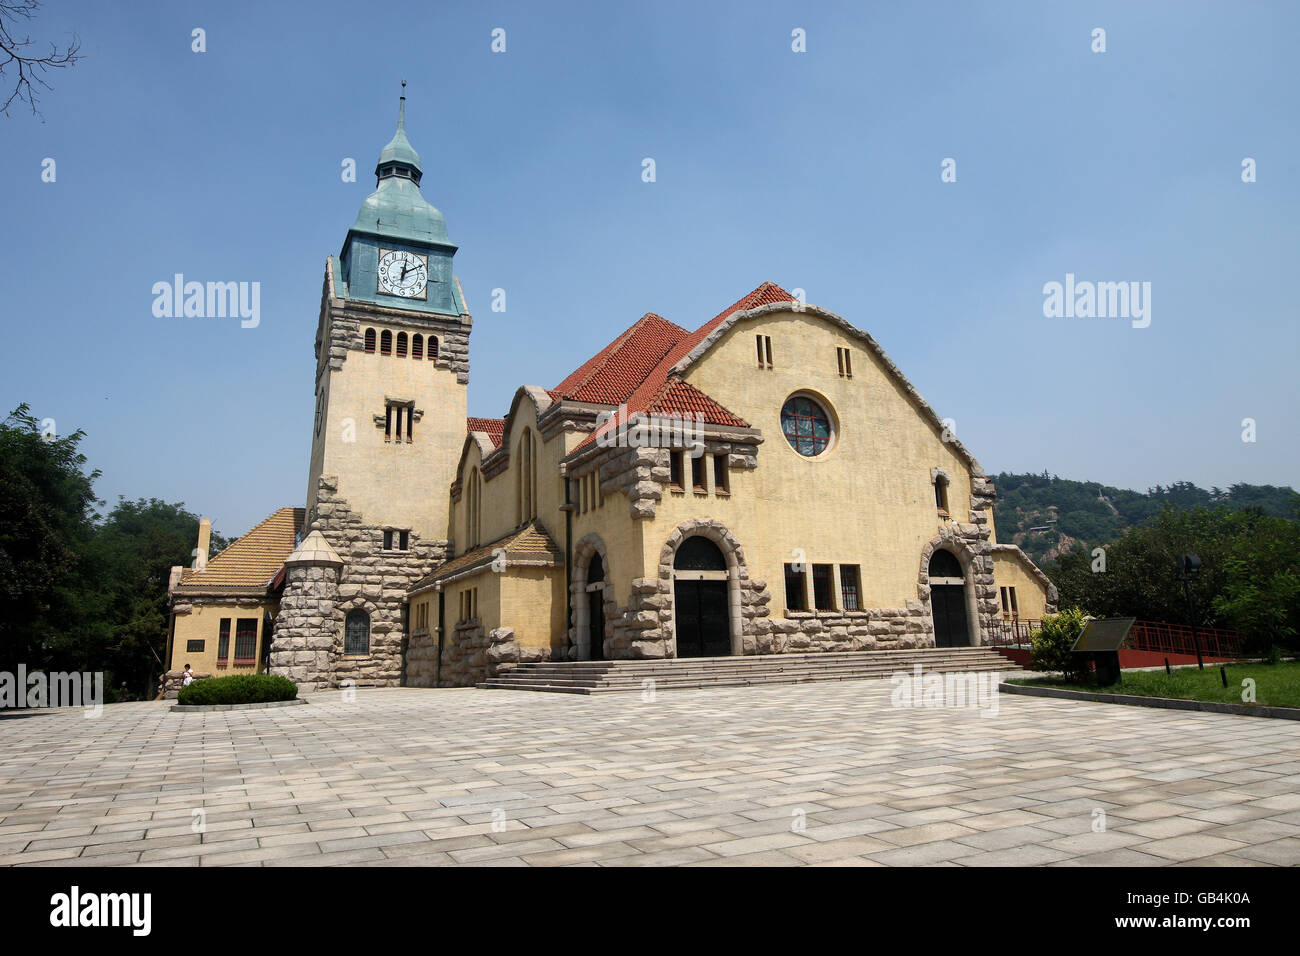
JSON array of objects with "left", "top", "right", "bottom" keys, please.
[
  {"left": 177, "top": 673, "right": 298, "bottom": 706},
  {"left": 1028, "top": 608, "right": 1092, "bottom": 682}
]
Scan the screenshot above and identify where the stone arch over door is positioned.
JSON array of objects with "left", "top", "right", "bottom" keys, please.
[
  {"left": 571, "top": 534, "right": 611, "bottom": 661},
  {"left": 657, "top": 519, "right": 754, "bottom": 658},
  {"left": 918, "top": 534, "right": 984, "bottom": 647}
]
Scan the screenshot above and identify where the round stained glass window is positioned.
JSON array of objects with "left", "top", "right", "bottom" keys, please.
[{"left": 781, "top": 395, "right": 833, "bottom": 457}]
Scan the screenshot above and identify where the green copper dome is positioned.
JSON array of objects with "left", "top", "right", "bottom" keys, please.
[
  {"left": 350, "top": 177, "right": 451, "bottom": 246},
  {"left": 376, "top": 92, "right": 423, "bottom": 175},
  {"left": 348, "top": 86, "right": 453, "bottom": 248}
]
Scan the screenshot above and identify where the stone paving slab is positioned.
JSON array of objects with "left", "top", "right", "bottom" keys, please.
[{"left": 0, "top": 681, "right": 1298, "bottom": 866}]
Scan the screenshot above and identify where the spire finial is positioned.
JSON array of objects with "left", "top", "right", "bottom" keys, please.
[{"left": 398, "top": 78, "right": 407, "bottom": 130}]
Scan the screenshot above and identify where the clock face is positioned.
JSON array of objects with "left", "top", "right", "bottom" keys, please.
[{"left": 377, "top": 249, "right": 428, "bottom": 299}]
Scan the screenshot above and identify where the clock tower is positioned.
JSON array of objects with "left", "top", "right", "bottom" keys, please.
[{"left": 271, "top": 85, "right": 471, "bottom": 690}]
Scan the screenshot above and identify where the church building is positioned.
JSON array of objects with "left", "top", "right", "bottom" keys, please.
[{"left": 167, "top": 95, "right": 1057, "bottom": 690}]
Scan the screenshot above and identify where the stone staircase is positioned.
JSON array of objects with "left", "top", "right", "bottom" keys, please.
[{"left": 477, "top": 647, "right": 1024, "bottom": 694}]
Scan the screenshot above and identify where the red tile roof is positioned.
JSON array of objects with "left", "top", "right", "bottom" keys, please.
[
  {"left": 643, "top": 378, "right": 748, "bottom": 426},
  {"left": 551, "top": 313, "right": 687, "bottom": 406},
  {"left": 562, "top": 282, "right": 795, "bottom": 454},
  {"left": 467, "top": 417, "right": 505, "bottom": 448}
]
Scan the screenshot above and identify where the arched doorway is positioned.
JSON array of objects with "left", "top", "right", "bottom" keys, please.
[
  {"left": 586, "top": 553, "right": 606, "bottom": 661},
  {"left": 928, "top": 549, "right": 969, "bottom": 648},
  {"left": 673, "top": 536, "right": 730, "bottom": 658}
]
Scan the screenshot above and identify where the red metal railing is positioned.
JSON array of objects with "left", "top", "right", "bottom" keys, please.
[
  {"left": 1128, "top": 620, "right": 1245, "bottom": 660},
  {"left": 984, "top": 617, "right": 1245, "bottom": 660}
]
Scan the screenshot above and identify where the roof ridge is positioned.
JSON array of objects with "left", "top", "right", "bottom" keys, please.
[
  {"left": 207, "top": 506, "right": 302, "bottom": 565},
  {"left": 552, "top": 312, "right": 687, "bottom": 400}
]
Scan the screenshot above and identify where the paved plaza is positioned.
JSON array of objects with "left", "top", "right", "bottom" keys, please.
[{"left": 1, "top": 682, "right": 1298, "bottom": 867}]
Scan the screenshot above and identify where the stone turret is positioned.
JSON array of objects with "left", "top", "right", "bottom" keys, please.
[{"left": 269, "top": 531, "right": 345, "bottom": 691}]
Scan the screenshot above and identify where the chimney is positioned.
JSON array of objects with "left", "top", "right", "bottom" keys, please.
[{"left": 196, "top": 519, "right": 211, "bottom": 571}]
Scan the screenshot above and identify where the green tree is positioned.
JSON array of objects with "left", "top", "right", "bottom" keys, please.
[{"left": 0, "top": 403, "right": 99, "bottom": 672}]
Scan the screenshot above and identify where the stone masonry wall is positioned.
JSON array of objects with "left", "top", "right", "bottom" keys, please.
[{"left": 270, "top": 475, "right": 446, "bottom": 690}]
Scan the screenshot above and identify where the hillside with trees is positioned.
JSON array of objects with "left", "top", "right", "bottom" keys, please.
[{"left": 991, "top": 472, "right": 1297, "bottom": 566}]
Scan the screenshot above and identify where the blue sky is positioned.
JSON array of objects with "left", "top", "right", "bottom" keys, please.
[{"left": 4, "top": 0, "right": 1297, "bottom": 536}]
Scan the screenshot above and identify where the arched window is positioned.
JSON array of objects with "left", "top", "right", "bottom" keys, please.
[
  {"left": 781, "top": 395, "right": 833, "bottom": 457},
  {"left": 467, "top": 467, "right": 482, "bottom": 548},
  {"left": 412, "top": 334, "right": 423, "bottom": 359},
  {"left": 516, "top": 429, "right": 536, "bottom": 525},
  {"left": 588, "top": 552, "right": 605, "bottom": 585},
  {"left": 674, "top": 536, "right": 726, "bottom": 571},
  {"left": 380, "top": 330, "right": 392, "bottom": 356},
  {"left": 428, "top": 336, "right": 439, "bottom": 360},
  {"left": 364, "top": 328, "right": 376, "bottom": 353},
  {"left": 396, "top": 332, "right": 408, "bottom": 357},
  {"left": 928, "top": 549, "right": 963, "bottom": 580},
  {"left": 344, "top": 609, "right": 370, "bottom": 655}
]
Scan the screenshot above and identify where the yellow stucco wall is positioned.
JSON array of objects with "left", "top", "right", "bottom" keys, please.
[
  {"left": 991, "top": 550, "right": 1049, "bottom": 621},
  {"left": 672, "top": 309, "right": 978, "bottom": 613},
  {"left": 308, "top": 316, "right": 467, "bottom": 541},
  {"left": 499, "top": 566, "right": 567, "bottom": 650},
  {"left": 169, "top": 602, "right": 274, "bottom": 675}
]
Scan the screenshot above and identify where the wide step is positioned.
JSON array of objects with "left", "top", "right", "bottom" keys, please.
[{"left": 477, "top": 648, "right": 1024, "bottom": 694}]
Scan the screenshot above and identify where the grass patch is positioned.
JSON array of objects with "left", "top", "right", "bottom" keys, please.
[{"left": 1009, "top": 660, "right": 1300, "bottom": 709}]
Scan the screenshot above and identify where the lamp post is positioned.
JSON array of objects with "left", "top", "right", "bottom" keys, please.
[{"left": 1177, "top": 554, "right": 1204, "bottom": 670}]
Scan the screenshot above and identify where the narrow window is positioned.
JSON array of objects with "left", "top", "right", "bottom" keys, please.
[
  {"left": 1000, "top": 586, "right": 1010, "bottom": 617},
  {"left": 394, "top": 406, "right": 404, "bottom": 442},
  {"left": 383, "top": 529, "right": 394, "bottom": 550},
  {"left": 691, "top": 454, "right": 706, "bottom": 492},
  {"left": 399, "top": 530, "right": 409, "bottom": 551},
  {"left": 428, "top": 336, "right": 439, "bottom": 359},
  {"left": 234, "top": 619, "right": 258, "bottom": 662},
  {"left": 412, "top": 334, "right": 423, "bottom": 359},
  {"left": 840, "top": 565, "right": 861, "bottom": 611},
  {"left": 713, "top": 453, "right": 729, "bottom": 493},
  {"left": 1009, "top": 587, "right": 1019, "bottom": 619},
  {"left": 756, "top": 335, "right": 773, "bottom": 369},
  {"left": 396, "top": 332, "right": 408, "bottom": 357},
  {"left": 406, "top": 404, "right": 413, "bottom": 442},
  {"left": 669, "top": 450, "right": 683, "bottom": 488},
  {"left": 345, "top": 610, "right": 370, "bottom": 655},
  {"left": 756, "top": 334, "right": 765, "bottom": 367},
  {"left": 764, "top": 336, "right": 774, "bottom": 368},
  {"left": 364, "top": 328, "right": 376, "bottom": 353},
  {"left": 812, "top": 564, "right": 834, "bottom": 610},
  {"left": 217, "top": 618, "right": 231, "bottom": 661},
  {"left": 837, "top": 347, "right": 853, "bottom": 378},
  {"left": 935, "top": 474, "right": 949, "bottom": 513},
  {"left": 385, "top": 404, "right": 392, "bottom": 441},
  {"left": 784, "top": 563, "right": 807, "bottom": 611},
  {"left": 380, "top": 330, "right": 392, "bottom": 355}
]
